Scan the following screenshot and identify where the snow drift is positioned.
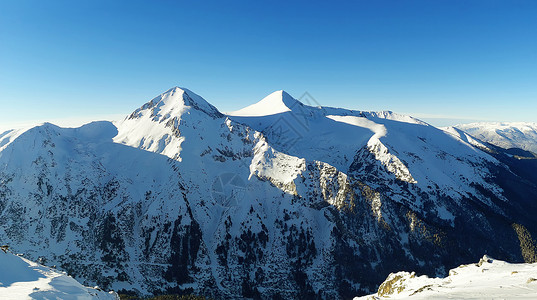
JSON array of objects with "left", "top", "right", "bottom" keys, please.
[{"left": 0, "top": 248, "right": 118, "bottom": 299}]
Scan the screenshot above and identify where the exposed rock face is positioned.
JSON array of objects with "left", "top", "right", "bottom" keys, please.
[
  {"left": 1, "top": 87, "right": 536, "bottom": 299},
  {"left": 512, "top": 223, "right": 537, "bottom": 263}
]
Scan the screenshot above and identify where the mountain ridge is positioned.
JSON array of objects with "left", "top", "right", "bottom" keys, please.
[{"left": 1, "top": 87, "right": 536, "bottom": 299}]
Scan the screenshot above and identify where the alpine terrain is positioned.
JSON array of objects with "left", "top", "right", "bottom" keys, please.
[
  {"left": 454, "top": 122, "right": 537, "bottom": 154},
  {"left": 1, "top": 87, "right": 536, "bottom": 299}
]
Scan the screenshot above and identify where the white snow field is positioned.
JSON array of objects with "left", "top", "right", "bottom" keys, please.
[
  {"left": 0, "top": 249, "right": 118, "bottom": 299},
  {"left": 454, "top": 122, "right": 537, "bottom": 153},
  {"left": 355, "top": 255, "right": 537, "bottom": 299}
]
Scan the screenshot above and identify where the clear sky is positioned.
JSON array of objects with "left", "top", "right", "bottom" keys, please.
[{"left": 1, "top": 0, "right": 536, "bottom": 130}]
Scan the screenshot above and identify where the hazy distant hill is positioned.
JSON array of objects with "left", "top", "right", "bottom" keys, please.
[{"left": 455, "top": 122, "right": 537, "bottom": 154}]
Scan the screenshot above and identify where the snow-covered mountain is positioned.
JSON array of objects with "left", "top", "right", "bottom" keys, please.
[
  {"left": 454, "top": 122, "right": 537, "bottom": 154},
  {"left": 1, "top": 87, "right": 536, "bottom": 299},
  {"left": 355, "top": 255, "right": 537, "bottom": 299},
  {"left": 0, "top": 247, "right": 118, "bottom": 299}
]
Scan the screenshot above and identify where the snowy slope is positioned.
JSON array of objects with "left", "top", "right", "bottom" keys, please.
[
  {"left": 0, "top": 126, "right": 37, "bottom": 152},
  {"left": 455, "top": 122, "right": 537, "bottom": 153},
  {"left": 228, "top": 90, "right": 505, "bottom": 212},
  {"left": 441, "top": 126, "right": 494, "bottom": 152},
  {"left": 0, "top": 249, "right": 117, "bottom": 300},
  {"left": 354, "top": 255, "right": 537, "bottom": 299},
  {"left": 1, "top": 87, "right": 536, "bottom": 299}
]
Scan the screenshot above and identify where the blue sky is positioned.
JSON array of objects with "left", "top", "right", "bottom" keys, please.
[{"left": 1, "top": 0, "right": 536, "bottom": 129}]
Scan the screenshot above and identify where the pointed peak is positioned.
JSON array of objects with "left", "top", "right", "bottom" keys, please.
[
  {"left": 127, "top": 87, "right": 222, "bottom": 121},
  {"left": 265, "top": 89, "right": 297, "bottom": 101},
  {"left": 172, "top": 86, "right": 222, "bottom": 116},
  {"left": 228, "top": 90, "right": 303, "bottom": 117},
  {"left": 266, "top": 90, "right": 301, "bottom": 105},
  {"left": 266, "top": 89, "right": 290, "bottom": 97}
]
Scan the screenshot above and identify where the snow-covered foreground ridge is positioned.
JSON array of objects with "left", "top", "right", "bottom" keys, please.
[
  {"left": 0, "top": 248, "right": 118, "bottom": 300},
  {"left": 0, "top": 86, "right": 536, "bottom": 299},
  {"left": 355, "top": 255, "right": 537, "bottom": 299}
]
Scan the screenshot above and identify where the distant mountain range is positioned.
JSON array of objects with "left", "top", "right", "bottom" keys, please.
[
  {"left": 1, "top": 87, "right": 536, "bottom": 299},
  {"left": 454, "top": 122, "right": 537, "bottom": 154}
]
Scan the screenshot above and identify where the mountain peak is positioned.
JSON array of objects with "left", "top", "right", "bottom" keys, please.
[
  {"left": 228, "top": 90, "right": 303, "bottom": 117},
  {"left": 127, "top": 86, "right": 222, "bottom": 121},
  {"left": 164, "top": 86, "right": 222, "bottom": 117}
]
